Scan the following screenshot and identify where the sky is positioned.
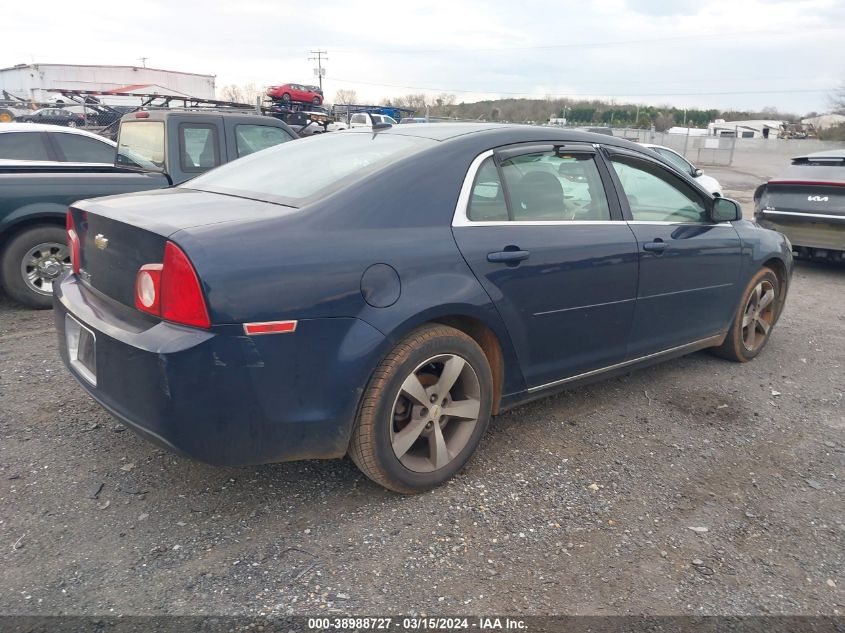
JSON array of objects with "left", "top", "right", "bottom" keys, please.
[{"left": 2, "top": 0, "right": 843, "bottom": 114}]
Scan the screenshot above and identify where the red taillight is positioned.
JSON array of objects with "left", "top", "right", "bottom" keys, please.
[
  {"left": 66, "top": 209, "right": 80, "bottom": 275},
  {"left": 134, "top": 111, "right": 150, "bottom": 118},
  {"left": 133, "top": 242, "right": 210, "bottom": 329}
]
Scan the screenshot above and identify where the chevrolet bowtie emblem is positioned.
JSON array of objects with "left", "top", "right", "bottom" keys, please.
[{"left": 94, "top": 234, "right": 108, "bottom": 250}]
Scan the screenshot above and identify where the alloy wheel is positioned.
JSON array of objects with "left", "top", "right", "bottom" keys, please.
[
  {"left": 20, "top": 242, "right": 70, "bottom": 296},
  {"left": 390, "top": 354, "right": 482, "bottom": 473},
  {"left": 741, "top": 280, "right": 776, "bottom": 351}
]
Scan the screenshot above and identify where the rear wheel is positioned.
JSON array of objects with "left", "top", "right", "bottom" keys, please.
[
  {"left": 349, "top": 325, "right": 493, "bottom": 493},
  {"left": 67, "top": 120, "right": 78, "bottom": 128},
  {"left": 711, "top": 267, "right": 780, "bottom": 362},
  {"left": 0, "top": 225, "right": 70, "bottom": 309}
]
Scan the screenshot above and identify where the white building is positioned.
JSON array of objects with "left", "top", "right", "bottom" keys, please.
[
  {"left": 707, "top": 118, "right": 784, "bottom": 139},
  {"left": 801, "top": 113, "right": 845, "bottom": 130},
  {"left": 0, "top": 63, "right": 216, "bottom": 103}
]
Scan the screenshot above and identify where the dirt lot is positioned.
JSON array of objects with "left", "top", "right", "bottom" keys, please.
[{"left": 1, "top": 177, "right": 843, "bottom": 617}]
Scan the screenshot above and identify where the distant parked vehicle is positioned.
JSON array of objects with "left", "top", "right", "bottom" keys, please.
[
  {"left": 641, "top": 143, "right": 723, "bottom": 196},
  {"left": 755, "top": 149, "right": 845, "bottom": 260},
  {"left": 0, "top": 110, "right": 296, "bottom": 308},
  {"left": 349, "top": 112, "right": 398, "bottom": 128},
  {"left": 15, "top": 108, "right": 87, "bottom": 128},
  {"left": 0, "top": 123, "right": 116, "bottom": 165},
  {"left": 266, "top": 83, "right": 323, "bottom": 105}
]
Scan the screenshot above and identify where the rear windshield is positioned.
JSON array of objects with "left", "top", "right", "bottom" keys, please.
[
  {"left": 116, "top": 121, "right": 165, "bottom": 170},
  {"left": 185, "top": 132, "right": 437, "bottom": 206}
]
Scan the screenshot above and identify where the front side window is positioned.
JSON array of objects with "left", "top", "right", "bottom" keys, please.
[
  {"left": 53, "top": 133, "right": 114, "bottom": 163},
  {"left": 654, "top": 147, "right": 694, "bottom": 176},
  {"left": 179, "top": 124, "right": 220, "bottom": 172},
  {"left": 351, "top": 114, "right": 367, "bottom": 124},
  {"left": 611, "top": 156, "right": 707, "bottom": 223},
  {"left": 0, "top": 132, "right": 50, "bottom": 161},
  {"left": 235, "top": 125, "right": 292, "bottom": 157}
]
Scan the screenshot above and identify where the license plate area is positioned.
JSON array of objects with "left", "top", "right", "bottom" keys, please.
[{"left": 66, "top": 314, "right": 97, "bottom": 386}]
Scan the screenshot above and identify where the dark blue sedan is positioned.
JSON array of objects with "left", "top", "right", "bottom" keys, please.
[{"left": 55, "top": 124, "right": 792, "bottom": 493}]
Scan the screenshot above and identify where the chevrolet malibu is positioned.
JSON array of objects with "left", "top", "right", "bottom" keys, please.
[{"left": 55, "top": 124, "right": 792, "bottom": 493}]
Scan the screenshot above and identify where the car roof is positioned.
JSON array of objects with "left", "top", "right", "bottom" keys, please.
[
  {"left": 344, "top": 122, "right": 647, "bottom": 150},
  {"left": 0, "top": 122, "right": 117, "bottom": 144}
]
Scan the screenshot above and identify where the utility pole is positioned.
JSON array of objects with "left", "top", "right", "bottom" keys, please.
[
  {"left": 308, "top": 50, "right": 328, "bottom": 91},
  {"left": 138, "top": 57, "right": 148, "bottom": 68}
]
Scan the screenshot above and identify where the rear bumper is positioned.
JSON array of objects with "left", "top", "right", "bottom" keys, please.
[
  {"left": 756, "top": 210, "right": 845, "bottom": 252},
  {"left": 54, "top": 274, "right": 385, "bottom": 466}
]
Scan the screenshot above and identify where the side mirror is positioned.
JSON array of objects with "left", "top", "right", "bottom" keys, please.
[
  {"left": 711, "top": 197, "right": 742, "bottom": 222},
  {"left": 692, "top": 168, "right": 703, "bottom": 177}
]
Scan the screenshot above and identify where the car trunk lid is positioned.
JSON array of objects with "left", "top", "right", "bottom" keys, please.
[{"left": 70, "top": 188, "right": 295, "bottom": 310}]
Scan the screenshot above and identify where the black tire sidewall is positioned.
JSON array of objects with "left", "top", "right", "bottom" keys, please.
[
  {"left": 1, "top": 225, "right": 66, "bottom": 309},
  {"left": 370, "top": 332, "right": 493, "bottom": 492}
]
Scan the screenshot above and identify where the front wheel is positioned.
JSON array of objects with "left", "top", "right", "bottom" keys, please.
[
  {"left": 349, "top": 325, "right": 493, "bottom": 493},
  {"left": 0, "top": 225, "right": 70, "bottom": 309},
  {"left": 711, "top": 267, "right": 780, "bottom": 362},
  {"left": 281, "top": 93, "right": 291, "bottom": 103},
  {"left": 312, "top": 96, "right": 321, "bottom": 105}
]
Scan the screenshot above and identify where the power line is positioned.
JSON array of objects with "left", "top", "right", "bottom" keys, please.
[{"left": 330, "top": 76, "right": 834, "bottom": 98}]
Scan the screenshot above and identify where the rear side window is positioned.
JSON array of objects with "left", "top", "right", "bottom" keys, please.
[
  {"left": 52, "top": 133, "right": 114, "bottom": 163},
  {"left": 117, "top": 121, "right": 165, "bottom": 169},
  {"left": 466, "top": 152, "right": 611, "bottom": 222},
  {"left": 186, "top": 132, "right": 437, "bottom": 206},
  {"left": 179, "top": 124, "right": 220, "bottom": 173},
  {"left": 0, "top": 132, "right": 50, "bottom": 161},
  {"left": 467, "top": 157, "right": 509, "bottom": 221},
  {"left": 235, "top": 125, "right": 292, "bottom": 157}
]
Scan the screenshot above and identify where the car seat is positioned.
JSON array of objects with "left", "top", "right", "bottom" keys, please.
[{"left": 511, "top": 171, "right": 565, "bottom": 221}]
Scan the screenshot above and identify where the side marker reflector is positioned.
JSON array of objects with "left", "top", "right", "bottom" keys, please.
[{"left": 243, "top": 320, "right": 298, "bottom": 335}]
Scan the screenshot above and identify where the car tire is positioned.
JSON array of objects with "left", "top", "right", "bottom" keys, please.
[
  {"left": 312, "top": 97, "right": 321, "bottom": 105},
  {"left": 281, "top": 93, "right": 291, "bottom": 103},
  {"left": 711, "top": 267, "right": 780, "bottom": 362},
  {"left": 0, "top": 108, "right": 14, "bottom": 123},
  {"left": 67, "top": 120, "right": 77, "bottom": 128},
  {"left": 0, "top": 225, "right": 69, "bottom": 309},
  {"left": 349, "top": 324, "right": 493, "bottom": 493}
]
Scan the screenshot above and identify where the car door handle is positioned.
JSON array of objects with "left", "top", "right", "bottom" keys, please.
[
  {"left": 487, "top": 250, "right": 530, "bottom": 264},
  {"left": 643, "top": 240, "right": 668, "bottom": 254}
]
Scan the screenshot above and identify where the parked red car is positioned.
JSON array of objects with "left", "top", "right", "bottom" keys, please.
[{"left": 266, "top": 83, "right": 323, "bottom": 105}]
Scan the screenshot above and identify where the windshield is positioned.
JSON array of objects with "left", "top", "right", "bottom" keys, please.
[
  {"left": 185, "top": 132, "right": 437, "bottom": 206},
  {"left": 117, "top": 121, "right": 165, "bottom": 170}
]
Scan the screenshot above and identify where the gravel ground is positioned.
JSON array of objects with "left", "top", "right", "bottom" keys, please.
[{"left": 0, "top": 178, "right": 843, "bottom": 617}]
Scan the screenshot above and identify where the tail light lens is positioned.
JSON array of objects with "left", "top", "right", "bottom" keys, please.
[
  {"left": 66, "top": 209, "right": 80, "bottom": 275},
  {"left": 134, "top": 242, "right": 210, "bottom": 328}
]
